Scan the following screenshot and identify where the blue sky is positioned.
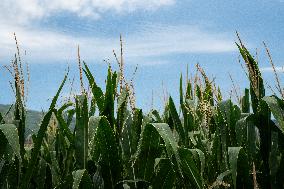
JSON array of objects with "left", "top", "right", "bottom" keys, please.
[{"left": 0, "top": 0, "right": 284, "bottom": 111}]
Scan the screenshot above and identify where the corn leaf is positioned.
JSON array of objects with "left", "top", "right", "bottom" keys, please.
[
  {"left": 102, "top": 67, "right": 115, "bottom": 127},
  {"left": 20, "top": 74, "right": 67, "bottom": 189},
  {"left": 83, "top": 62, "right": 104, "bottom": 112},
  {"left": 74, "top": 94, "right": 89, "bottom": 169},
  {"left": 92, "top": 116, "right": 122, "bottom": 189},
  {"left": 0, "top": 124, "right": 21, "bottom": 163},
  {"left": 72, "top": 169, "right": 93, "bottom": 189},
  {"left": 151, "top": 123, "right": 182, "bottom": 174},
  {"left": 133, "top": 123, "right": 162, "bottom": 183},
  {"left": 152, "top": 158, "right": 175, "bottom": 189},
  {"left": 168, "top": 96, "right": 186, "bottom": 145},
  {"left": 263, "top": 95, "right": 284, "bottom": 134},
  {"left": 178, "top": 147, "right": 203, "bottom": 188},
  {"left": 228, "top": 147, "right": 249, "bottom": 189}
]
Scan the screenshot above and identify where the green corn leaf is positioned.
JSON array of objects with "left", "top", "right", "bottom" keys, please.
[
  {"left": 14, "top": 75, "right": 26, "bottom": 161},
  {"left": 92, "top": 164, "right": 104, "bottom": 189},
  {"left": 217, "top": 170, "right": 231, "bottom": 180},
  {"left": 34, "top": 158, "right": 47, "bottom": 189},
  {"left": 153, "top": 123, "right": 204, "bottom": 187},
  {"left": 89, "top": 97, "right": 96, "bottom": 117},
  {"left": 185, "top": 99, "right": 196, "bottom": 132},
  {"left": 54, "top": 102, "right": 74, "bottom": 144},
  {"left": 180, "top": 75, "right": 193, "bottom": 138},
  {"left": 72, "top": 169, "right": 93, "bottom": 189},
  {"left": 196, "top": 85, "right": 202, "bottom": 101},
  {"left": 257, "top": 100, "right": 272, "bottom": 188},
  {"left": 92, "top": 116, "right": 122, "bottom": 189},
  {"left": 218, "top": 100, "right": 241, "bottom": 146},
  {"left": 235, "top": 115, "right": 249, "bottom": 147},
  {"left": 186, "top": 81, "right": 193, "bottom": 100},
  {"left": 45, "top": 164, "right": 53, "bottom": 189},
  {"left": 57, "top": 101, "right": 73, "bottom": 116},
  {"left": 178, "top": 147, "right": 203, "bottom": 189},
  {"left": 152, "top": 158, "right": 175, "bottom": 189},
  {"left": 203, "top": 79, "right": 214, "bottom": 106},
  {"left": 189, "top": 149, "right": 205, "bottom": 176},
  {"left": 217, "top": 87, "right": 223, "bottom": 102},
  {"left": 151, "top": 123, "right": 182, "bottom": 175},
  {"left": 211, "top": 121, "right": 223, "bottom": 177},
  {"left": 50, "top": 151, "right": 60, "bottom": 185},
  {"left": 215, "top": 103, "right": 229, "bottom": 171},
  {"left": 116, "top": 179, "right": 150, "bottom": 188},
  {"left": 117, "top": 88, "right": 129, "bottom": 137},
  {"left": 66, "top": 109, "right": 76, "bottom": 127},
  {"left": 0, "top": 112, "right": 4, "bottom": 124},
  {"left": 241, "top": 88, "right": 250, "bottom": 113},
  {"left": 54, "top": 113, "right": 73, "bottom": 145},
  {"left": 89, "top": 116, "right": 103, "bottom": 158},
  {"left": 117, "top": 88, "right": 128, "bottom": 110},
  {"left": 121, "top": 110, "right": 134, "bottom": 164},
  {"left": 20, "top": 74, "right": 67, "bottom": 189},
  {"left": 102, "top": 66, "right": 115, "bottom": 128},
  {"left": 181, "top": 102, "right": 194, "bottom": 142},
  {"left": 83, "top": 62, "right": 104, "bottom": 112},
  {"left": 263, "top": 95, "right": 284, "bottom": 134},
  {"left": 7, "top": 156, "right": 20, "bottom": 188},
  {"left": 215, "top": 170, "right": 232, "bottom": 187},
  {"left": 237, "top": 43, "right": 265, "bottom": 113},
  {"left": 0, "top": 124, "right": 21, "bottom": 163},
  {"left": 235, "top": 114, "right": 258, "bottom": 161},
  {"left": 0, "top": 160, "right": 10, "bottom": 186},
  {"left": 131, "top": 109, "right": 143, "bottom": 153},
  {"left": 270, "top": 131, "right": 280, "bottom": 182},
  {"left": 88, "top": 116, "right": 101, "bottom": 156},
  {"left": 0, "top": 125, "right": 21, "bottom": 188},
  {"left": 111, "top": 71, "right": 118, "bottom": 98},
  {"left": 150, "top": 110, "right": 163, "bottom": 123},
  {"left": 180, "top": 73, "right": 184, "bottom": 106},
  {"left": 133, "top": 123, "right": 162, "bottom": 183},
  {"left": 275, "top": 153, "right": 284, "bottom": 188},
  {"left": 20, "top": 110, "right": 53, "bottom": 189},
  {"left": 74, "top": 94, "right": 89, "bottom": 169},
  {"left": 228, "top": 147, "right": 249, "bottom": 189},
  {"left": 0, "top": 132, "right": 8, "bottom": 160},
  {"left": 49, "top": 74, "right": 68, "bottom": 111},
  {"left": 168, "top": 96, "right": 186, "bottom": 145},
  {"left": 228, "top": 147, "right": 241, "bottom": 189}
]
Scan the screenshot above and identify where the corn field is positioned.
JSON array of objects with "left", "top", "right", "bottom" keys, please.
[{"left": 0, "top": 37, "right": 284, "bottom": 189}]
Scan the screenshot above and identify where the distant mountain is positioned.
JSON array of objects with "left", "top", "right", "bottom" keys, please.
[{"left": 0, "top": 104, "right": 43, "bottom": 137}]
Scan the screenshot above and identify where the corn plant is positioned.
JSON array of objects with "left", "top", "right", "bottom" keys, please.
[{"left": 1, "top": 37, "right": 284, "bottom": 188}]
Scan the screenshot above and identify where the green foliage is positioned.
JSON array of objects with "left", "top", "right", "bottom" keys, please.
[
  {"left": 92, "top": 116, "right": 122, "bottom": 189},
  {"left": 1, "top": 38, "right": 284, "bottom": 189},
  {"left": 0, "top": 124, "right": 21, "bottom": 163},
  {"left": 74, "top": 94, "right": 89, "bottom": 169}
]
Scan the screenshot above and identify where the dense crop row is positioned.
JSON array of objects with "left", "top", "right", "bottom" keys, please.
[{"left": 0, "top": 37, "right": 284, "bottom": 188}]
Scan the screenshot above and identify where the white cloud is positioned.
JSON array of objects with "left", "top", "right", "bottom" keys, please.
[
  {"left": 125, "top": 25, "right": 235, "bottom": 56},
  {"left": 260, "top": 66, "right": 284, "bottom": 73},
  {"left": 0, "top": 24, "right": 235, "bottom": 65},
  {"left": 0, "top": 0, "right": 44, "bottom": 25},
  {"left": 0, "top": 1, "right": 235, "bottom": 66},
  {"left": 0, "top": 0, "right": 175, "bottom": 25},
  {"left": 0, "top": 25, "right": 114, "bottom": 61}
]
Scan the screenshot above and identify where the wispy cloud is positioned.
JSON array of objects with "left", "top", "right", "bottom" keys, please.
[
  {"left": 125, "top": 24, "right": 235, "bottom": 56},
  {"left": 0, "top": 0, "right": 175, "bottom": 25},
  {"left": 260, "top": 66, "right": 284, "bottom": 73},
  {"left": 0, "top": 24, "right": 236, "bottom": 65},
  {"left": 0, "top": 1, "right": 236, "bottom": 66}
]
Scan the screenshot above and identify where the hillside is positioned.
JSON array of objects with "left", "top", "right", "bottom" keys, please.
[{"left": 0, "top": 104, "right": 43, "bottom": 137}]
